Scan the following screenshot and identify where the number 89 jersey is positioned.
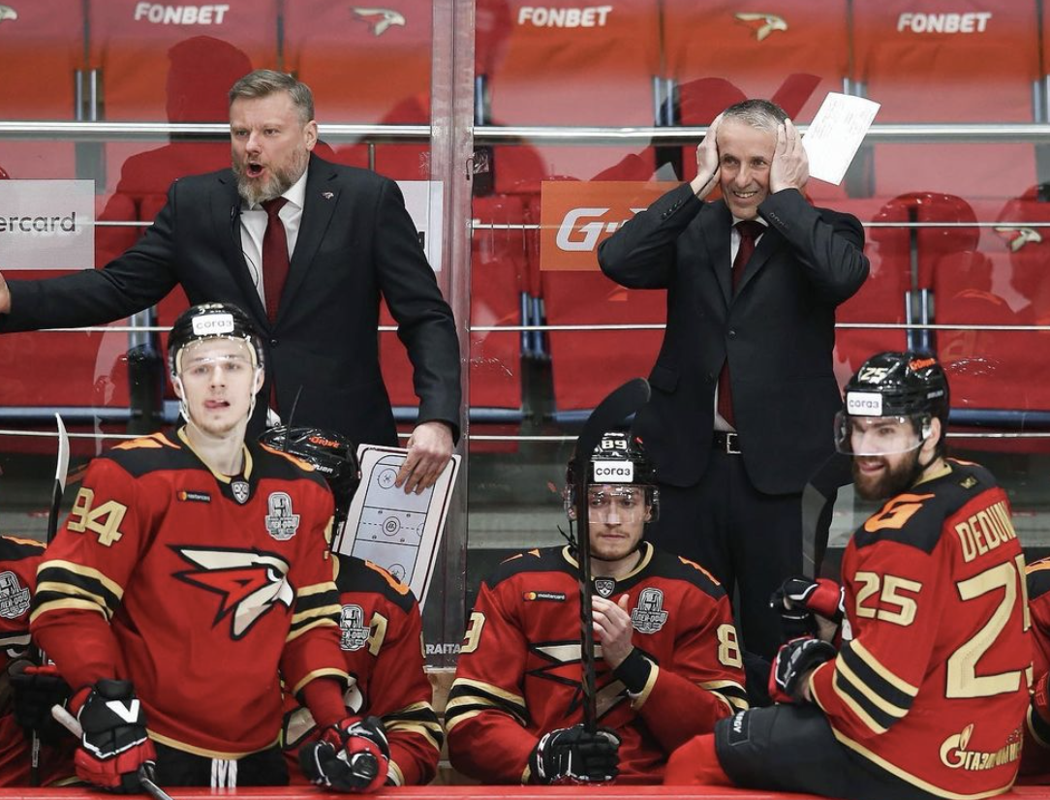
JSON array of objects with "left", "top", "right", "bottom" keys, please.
[
  {"left": 809, "top": 459, "right": 1032, "bottom": 799},
  {"left": 446, "top": 543, "right": 748, "bottom": 784}
]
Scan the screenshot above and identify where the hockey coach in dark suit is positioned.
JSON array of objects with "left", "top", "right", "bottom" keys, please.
[
  {"left": 598, "top": 99, "right": 869, "bottom": 658},
  {"left": 0, "top": 70, "right": 459, "bottom": 491}
]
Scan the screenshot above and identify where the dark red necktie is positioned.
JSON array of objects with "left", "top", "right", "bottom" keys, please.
[
  {"left": 262, "top": 197, "right": 290, "bottom": 323},
  {"left": 716, "top": 220, "right": 764, "bottom": 427}
]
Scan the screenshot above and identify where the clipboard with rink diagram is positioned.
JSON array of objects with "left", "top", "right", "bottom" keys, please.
[{"left": 334, "top": 445, "right": 460, "bottom": 606}]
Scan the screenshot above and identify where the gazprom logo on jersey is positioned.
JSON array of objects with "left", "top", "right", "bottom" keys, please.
[
  {"left": 846, "top": 392, "right": 883, "bottom": 416},
  {"left": 191, "top": 313, "right": 235, "bottom": 336},
  {"left": 593, "top": 460, "right": 634, "bottom": 483},
  {"left": 0, "top": 181, "right": 93, "bottom": 270}
]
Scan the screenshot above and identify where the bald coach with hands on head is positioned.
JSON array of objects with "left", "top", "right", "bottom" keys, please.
[
  {"left": 0, "top": 69, "right": 459, "bottom": 493},
  {"left": 598, "top": 99, "right": 869, "bottom": 660}
]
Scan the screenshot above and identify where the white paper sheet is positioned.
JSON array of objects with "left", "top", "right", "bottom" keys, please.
[
  {"left": 802, "top": 93, "right": 881, "bottom": 185},
  {"left": 335, "top": 445, "right": 460, "bottom": 608}
]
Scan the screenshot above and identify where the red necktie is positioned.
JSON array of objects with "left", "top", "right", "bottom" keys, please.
[
  {"left": 716, "top": 220, "right": 764, "bottom": 427},
  {"left": 262, "top": 197, "right": 290, "bottom": 323}
]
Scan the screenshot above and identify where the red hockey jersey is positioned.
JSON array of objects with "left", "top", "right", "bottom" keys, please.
[
  {"left": 446, "top": 542, "right": 747, "bottom": 784},
  {"left": 31, "top": 430, "right": 349, "bottom": 759},
  {"left": 0, "top": 536, "right": 75, "bottom": 786},
  {"left": 809, "top": 459, "right": 1032, "bottom": 799},
  {"left": 1018, "top": 556, "right": 1050, "bottom": 779},
  {"left": 282, "top": 555, "right": 441, "bottom": 786}
]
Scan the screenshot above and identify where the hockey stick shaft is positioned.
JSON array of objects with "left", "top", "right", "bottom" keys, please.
[
  {"left": 31, "top": 414, "right": 69, "bottom": 786},
  {"left": 572, "top": 379, "right": 650, "bottom": 733}
]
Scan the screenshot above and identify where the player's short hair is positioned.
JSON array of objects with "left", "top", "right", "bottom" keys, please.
[
  {"left": 228, "top": 69, "right": 315, "bottom": 126},
  {"left": 721, "top": 98, "right": 789, "bottom": 135}
]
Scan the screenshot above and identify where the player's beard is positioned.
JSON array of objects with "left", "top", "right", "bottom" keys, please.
[
  {"left": 234, "top": 145, "right": 309, "bottom": 207},
  {"left": 852, "top": 450, "right": 925, "bottom": 501}
]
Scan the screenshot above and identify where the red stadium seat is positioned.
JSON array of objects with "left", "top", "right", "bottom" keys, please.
[
  {"left": 664, "top": 0, "right": 849, "bottom": 130},
  {"left": 476, "top": 0, "right": 660, "bottom": 194},
  {"left": 851, "top": 0, "right": 1039, "bottom": 199},
  {"left": 88, "top": 2, "right": 278, "bottom": 121}
]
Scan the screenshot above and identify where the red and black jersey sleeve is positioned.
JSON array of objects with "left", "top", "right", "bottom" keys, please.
[
  {"left": 626, "top": 558, "right": 747, "bottom": 752},
  {"left": 445, "top": 568, "right": 535, "bottom": 783},
  {"left": 30, "top": 457, "right": 144, "bottom": 689},
  {"left": 1022, "top": 558, "right": 1050, "bottom": 772},
  {"left": 278, "top": 486, "right": 347, "bottom": 706},
  {"left": 338, "top": 557, "right": 440, "bottom": 786},
  {"left": 809, "top": 528, "right": 940, "bottom": 742}
]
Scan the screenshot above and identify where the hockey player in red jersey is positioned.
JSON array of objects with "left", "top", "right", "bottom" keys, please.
[
  {"left": 666, "top": 351, "right": 1033, "bottom": 800},
  {"left": 0, "top": 536, "right": 76, "bottom": 786},
  {"left": 1017, "top": 558, "right": 1050, "bottom": 781},
  {"left": 30, "top": 303, "right": 390, "bottom": 793},
  {"left": 259, "top": 426, "right": 442, "bottom": 786},
  {"left": 445, "top": 432, "right": 748, "bottom": 784}
]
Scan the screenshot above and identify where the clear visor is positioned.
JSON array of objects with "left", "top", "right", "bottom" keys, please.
[
  {"left": 175, "top": 337, "right": 257, "bottom": 376},
  {"left": 834, "top": 412, "right": 928, "bottom": 457},
  {"left": 564, "top": 484, "right": 660, "bottom": 521}
]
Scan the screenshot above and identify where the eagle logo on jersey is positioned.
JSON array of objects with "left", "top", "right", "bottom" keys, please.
[
  {"left": 352, "top": 7, "right": 406, "bottom": 36},
  {"left": 340, "top": 604, "right": 369, "bottom": 650},
  {"left": 264, "top": 491, "right": 300, "bottom": 540},
  {"left": 0, "top": 6, "right": 17, "bottom": 26},
  {"left": 995, "top": 225, "right": 1042, "bottom": 252},
  {"left": 173, "top": 548, "right": 293, "bottom": 639},
  {"left": 0, "top": 571, "right": 30, "bottom": 619},
  {"left": 529, "top": 641, "right": 628, "bottom": 718},
  {"left": 594, "top": 578, "right": 615, "bottom": 598},
  {"left": 735, "top": 12, "right": 788, "bottom": 41},
  {"left": 630, "top": 587, "right": 668, "bottom": 633}
]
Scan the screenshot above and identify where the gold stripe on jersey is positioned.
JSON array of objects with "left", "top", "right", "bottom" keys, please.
[
  {"left": 0, "top": 632, "right": 29, "bottom": 649},
  {"left": 286, "top": 616, "right": 339, "bottom": 642},
  {"left": 297, "top": 581, "right": 338, "bottom": 598},
  {"left": 831, "top": 642, "right": 917, "bottom": 734},
  {"left": 149, "top": 728, "right": 281, "bottom": 760},
  {"left": 829, "top": 727, "right": 1015, "bottom": 800},
  {"left": 384, "top": 700, "right": 444, "bottom": 751},
  {"left": 36, "top": 559, "right": 124, "bottom": 603},
  {"left": 31, "top": 596, "right": 110, "bottom": 623},
  {"left": 387, "top": 760, "right": 405, "bottom": 787},
  {"left": 630, "top": 658, "right": 659, "bottom": 709},
  {"left": 291, "top": 667, "right": 350, "bottom": 697},
  {"left": 848, "top": 639, "right": 920, "bottom": 697},
  {"left": 385, "top": 721, "right": 443, "bottom": 752},
  {"left": 700, "top": 679, "right": 749, "bottom": 713},
  {"left": 445, "top": 678, "right": 528, "bottom": 731}
]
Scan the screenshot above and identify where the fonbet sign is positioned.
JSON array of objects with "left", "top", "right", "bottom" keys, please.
[
  {"left": 0, "top": 181, "right": 94, "bottom": 270},
  {"left": 539, "top": 181, "right": 676, "bottom": 271}
]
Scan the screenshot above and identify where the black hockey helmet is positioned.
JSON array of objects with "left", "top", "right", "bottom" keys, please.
[
  {"left": 836, "top": 351, "right": 950, "bottom": 456},
  {"left": 565, "top": 431, "right": 659, "bottom": 519},
  {"left": 168, "top": 302, "right": 264, "bottom": 377},
  {"left": 259, "top": 425, "right": 360, "bottom": 526}
]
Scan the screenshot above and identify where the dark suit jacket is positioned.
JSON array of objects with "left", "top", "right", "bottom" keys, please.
[
  {"left": 598, "top": 184, "right": 869, "bottom": 495},
  {"left": 2, "top": 155, "right": 461, "bottom": 448}
]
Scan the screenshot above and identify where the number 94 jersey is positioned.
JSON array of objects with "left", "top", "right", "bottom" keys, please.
[{"left": 808, "top": 459, "right": 1032, "bottom": 799}]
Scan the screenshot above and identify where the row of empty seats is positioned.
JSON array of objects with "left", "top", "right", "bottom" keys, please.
[{"left": 0, "top": 0, "right": 1043, "bottom": 124}]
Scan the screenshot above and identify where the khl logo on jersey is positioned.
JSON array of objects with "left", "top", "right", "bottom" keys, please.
[
  {"left": 630, "top": 587, "right": 668, "bottom": 633},
  {"left": 594, "top": 578, "right": 615, "bottom": 598},
  {"left": 231, "top": 480, "right": 251, "bottom": 504},
  {"left": 0, "top": 571, "right": 30, "bottom": 619},
  {"left": 340, "top": 604, "right": 369, "bottom": 651},
  {"left": 265, "top": 492, "right": 300, "bottom": 540}
]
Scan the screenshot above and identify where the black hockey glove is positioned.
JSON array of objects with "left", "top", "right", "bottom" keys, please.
[
  {"left": 528, "top": 724, "right": 621, "bottom": 784},
  {"left": 74, "top": 679, "right": 157, "bottom": 793},
  {"left": 769, "top": 637, "right": 837, "bottom": 704},
  {"left": 300, "top": 715, "right": 390, "bottom": 793},
  {"left": 770, "top": 576, "right": 844, "bottom": 641},
  {"left": 6, "top": 660, "right": 73, "bottom": 745}
]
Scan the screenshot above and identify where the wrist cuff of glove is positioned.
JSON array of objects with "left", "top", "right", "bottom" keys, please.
[{"left": 612, "top": 648, "right": 652, "bottom": 695}]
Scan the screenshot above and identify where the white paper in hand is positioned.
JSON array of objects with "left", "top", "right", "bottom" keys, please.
[{"left": 802, "top": 93, "right": 881, "bottom": 185}]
